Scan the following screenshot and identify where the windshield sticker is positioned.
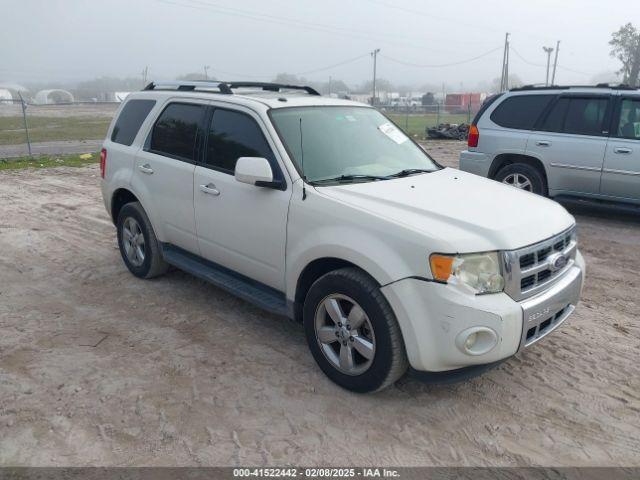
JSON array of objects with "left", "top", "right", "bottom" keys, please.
[
  {"left": 345, "top": 115, "right": 357, "bottom": 122},
  {"left": 378, "top": 122, "right": 408, "bottom": 144}
]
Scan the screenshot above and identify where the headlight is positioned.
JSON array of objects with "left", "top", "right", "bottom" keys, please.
[{"left": 430, "top": 252, "right": 505, "bottom": 294}]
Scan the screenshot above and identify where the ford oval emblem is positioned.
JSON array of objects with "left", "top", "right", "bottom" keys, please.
[{"left": 548, "top": 253, "right": 568, "bottom": 272}]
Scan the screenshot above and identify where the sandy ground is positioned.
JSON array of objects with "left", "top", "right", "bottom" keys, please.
[{"left": 0, "top": 141, "right": 639, "bottom": 467}]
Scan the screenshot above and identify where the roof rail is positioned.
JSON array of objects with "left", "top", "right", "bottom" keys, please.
[
  {"left": 510, "top": 83, "right": 638, "bottom": 92},
  {"left": 225, "top": 82, "right": 320, "bottom": 96},
  {"left": 142, "top": 80, "right": 321, "bottom": 96},
  {"left": 143, "top": 81, "right": 232, "bottom": 94}
]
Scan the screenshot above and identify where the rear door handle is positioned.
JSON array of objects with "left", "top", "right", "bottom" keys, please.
[
  {"left": 535, "top": 140, "right": 551, "bottom": 147},
  {"left": 138, "top": 164, "right": 154, "bottom": 174},
  {"left": 199, "top": 183, "right": 220, "bottom": 196},
  {"left": 614, "top": 147, "right": 632, "bottom": 154}
]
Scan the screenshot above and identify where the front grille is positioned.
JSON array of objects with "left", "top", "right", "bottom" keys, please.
[
  {"left": 524, "top": 303, "right": 572, "bottom": 346},
  {"left": 503, "top": 226, "right": 577, "bottom": 301}
]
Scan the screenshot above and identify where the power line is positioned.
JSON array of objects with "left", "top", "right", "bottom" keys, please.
[
  {"left": 379, "top": 47, "right": 502, "bottom": 68},
  {"left": 511, "top": 45, "right": 591, "bottom": 77},
  {"left": 156, "top": 0, "right": 476, "bottom": 54},
  {"left": 361, "top": 0, "right": 553, "bottom": 42}
]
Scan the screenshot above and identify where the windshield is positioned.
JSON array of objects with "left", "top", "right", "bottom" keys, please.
[{"left": 269, "top": 106, "right": 439, "bottom": 183}]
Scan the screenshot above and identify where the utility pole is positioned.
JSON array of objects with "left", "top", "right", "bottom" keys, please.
[
  {"left": 371, "top": 48, "right": 380, "bottom": 106},
  {"left": 543, "top": 46, "right": 554, "bottom": 86},
  {"left": 204, "top": 65, "right": 210, "bottom": 80},
  {"left": 141, "top": 66, "right": 149, "bottom": 87},
  {"left": 551, "top": 41, "right": 560, "bottom": 85},
  {"left": 500, "top": 33, "right": 510, "bottom": 92},
  {"left": 328, "top": 75, "right": 332, "bottom": 96}
]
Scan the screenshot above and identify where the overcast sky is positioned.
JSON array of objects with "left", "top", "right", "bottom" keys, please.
[{"left": 0, "top": 0, "right": 635, "bottom": 89}]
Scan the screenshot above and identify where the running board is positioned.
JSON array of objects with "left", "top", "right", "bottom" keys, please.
[{"left": 160, "top": 244, "right": 290, "bottom": 317}]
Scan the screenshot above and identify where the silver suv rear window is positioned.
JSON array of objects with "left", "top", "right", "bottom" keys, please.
[
  {"left": 490, "top": 94, "right": 555, "bottom": 130},
  {"left": 111, "top": 99, "right": 156, "bottom": 146}
]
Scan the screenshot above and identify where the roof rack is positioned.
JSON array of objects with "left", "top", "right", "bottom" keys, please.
[
  {"left": 510, "top": 83, "right": 638, "bottom": 92},
  {"left": 143, "top": 80, "right": 320, "bottom": 96}
]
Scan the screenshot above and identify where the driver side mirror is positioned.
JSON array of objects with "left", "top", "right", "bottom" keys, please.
[{"left": 234, "top": 157, "right": 284, "bottom": 190}]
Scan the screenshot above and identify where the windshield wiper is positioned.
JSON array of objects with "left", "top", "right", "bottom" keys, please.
[
  {"left": 388, "top": 168, "right": 433, "bottom": 178},
  {"left": 310, "top": 174, "right": 390, "bottom": 185}
]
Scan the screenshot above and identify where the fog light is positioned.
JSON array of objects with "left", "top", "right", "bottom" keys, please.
[
  {"left": 455, "top": 327, "right": 498, "bottom": 356},
  {"left": 465, "top": 332, "right": 478, "bottom": 350}
]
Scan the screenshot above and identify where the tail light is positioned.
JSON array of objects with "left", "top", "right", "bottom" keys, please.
[
  {"left": 100, "top": 148, "right": 107, "bottom": 178},
  {"left": 468, "top": 125, "right": 479, "bottom": 148}
]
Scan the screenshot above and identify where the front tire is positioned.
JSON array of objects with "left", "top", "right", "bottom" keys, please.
[
  {"left": 303, "top": 268, "right": 408, "bottom": 393},
  {"left": 117, "top": 202, "right": 169, "bottom": 279},
  {"left": 495, "top": 163, "right": 546, "bottom": 196}
]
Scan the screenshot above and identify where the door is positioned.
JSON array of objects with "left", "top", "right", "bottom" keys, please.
[
  {"left": 600, "top": 97, "right": 640, "bottom": 203},
  {"left": 527, "top": 95, "right": 611, "bottom": 196},
  {"left": 133, "top": 101, "right": 206, "bottom": 254},
  {"left": 194, "top": 106, "right": 291, "bottom": 290}
]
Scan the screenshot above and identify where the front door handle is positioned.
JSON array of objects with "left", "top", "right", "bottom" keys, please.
[
  {"left": 614, "top": 147, "right": 632, "bottom": 154},
  {"left": 535, "top": 140, "right": 551, "bottom": 147},
  {"left": 138, "top": 164, "right": 154, "bottom": 174},
  {"left": 199, "top": 183, "right": 220, "bottom": 196}
]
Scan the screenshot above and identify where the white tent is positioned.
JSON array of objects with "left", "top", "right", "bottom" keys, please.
[{"left": 34, "top": 89, "right": 74, "bottom": 104}]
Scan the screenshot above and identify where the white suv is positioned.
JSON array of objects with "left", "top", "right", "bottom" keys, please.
[{"left": 101, "top": 81, "right": 585, "bottom": 392}]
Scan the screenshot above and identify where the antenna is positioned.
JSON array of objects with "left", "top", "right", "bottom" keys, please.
[{"left": 299, "top": 117, "right": 306, "bottom": 200}]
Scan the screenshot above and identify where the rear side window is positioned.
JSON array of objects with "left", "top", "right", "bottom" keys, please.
[
  {"left": 111, "top": 99, "right": 156, "bottom": 146},
  {"left": 564, "top": 97, "right": 609, "bottom": 136},
  {"left": 539, "top": 97, "right": 570, "bottom": 132},
  {"left": 539, "top": 97, "right": 610, "bottom": 136},
  {"left": 205, "top": 109, "right": 275, "bottom": 173},
  {"left": 490, "top": 94, "right": 555, "bottom": 130},
  {"left": 149, "top": 103, "right": 205, "bottom": 161},
  {"left": 616, "top": 98, "right": 640, "bottom": 139}
]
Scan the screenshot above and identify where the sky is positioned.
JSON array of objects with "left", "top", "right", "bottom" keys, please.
[{"left": 0, "top": 0, "right": 637, "bottom": 90}]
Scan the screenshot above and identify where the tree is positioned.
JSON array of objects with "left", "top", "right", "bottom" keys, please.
[
  {"left": 489, "top": 74, "right": 523, "bottom": 93},
  {"left": 609, "top": 23, "right": 640, "bottom": 87}
]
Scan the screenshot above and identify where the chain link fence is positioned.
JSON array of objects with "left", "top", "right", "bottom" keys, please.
[
  {"left": 0, "top": 99, "right": 117, "bottom": 158},
  {"left": 0, "top": 98, "right": 477, "bottom": 159}
]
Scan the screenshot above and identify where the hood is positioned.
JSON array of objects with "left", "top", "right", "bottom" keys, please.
[{"left": 315, "top": 168, "right": 575, "bottom": 252}]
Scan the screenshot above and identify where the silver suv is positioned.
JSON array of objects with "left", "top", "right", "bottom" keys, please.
[{"left": 459, "top": 85, "right": 640, "bottom": 206}]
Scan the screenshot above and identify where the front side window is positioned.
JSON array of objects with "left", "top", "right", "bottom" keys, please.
[
  {"left": 206, "top": 109, "right": 275, "bottom": 173},
  {"left": 616, "top": 98, "right": 640, "bottom": 139},
  {"left": 150, "top": 103, "right": 205, "bottom": 161},
  {"left": 490, "top": 94, "right": 555, "bottom": 130},
  {"left": 269, "top": 106, "right": 439, "bottom": 183}
]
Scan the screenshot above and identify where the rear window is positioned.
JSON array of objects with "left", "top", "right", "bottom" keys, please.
[
  {"left": 490, "top": 94, "right": 555, "bottom": 130},
  {"left": 111, "top": 99, "right": 156, "bottom": 146},
  {"left": 149, "top": 103, "right": 205, "bottom": 161}
]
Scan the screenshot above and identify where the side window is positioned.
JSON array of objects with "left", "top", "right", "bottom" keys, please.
[
  {"left": 206, "top": 109, "right": 275, "bottom": 173},
  {"left": 563, "top": 97, "right": 609, "bottom": 136},
  {"left": 538, "top": 97, "right": 570, "bottom": 132},
  {"left": 616, "top": 98, "right": 640, "bottom": 140},
  {"left": 111, "top": 99, "right": 156, "bottom": 146},
  {"left": 489, "top": 94, "right": 555, "bottom": 130},
  {"left": 149, "top": 103, "right": 205, "bottom": 161}
]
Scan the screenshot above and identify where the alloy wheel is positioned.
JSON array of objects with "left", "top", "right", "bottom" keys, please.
[
  {"left": 122, "top": 217, "right": 145, "bottom": 267},
  {"left": 314, "top": 294, "right": 376, "bottom": 376}
]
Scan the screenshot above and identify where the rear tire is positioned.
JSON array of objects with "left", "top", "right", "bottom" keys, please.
[
  {"left": 117, "top": 202, "right": 169, "bottom": 279},
  {"left": 495, "top": 163, "right": 546, "bottom": 196},
  {"left": 303, "top": 267, "right": 408, "bottom": 393}
]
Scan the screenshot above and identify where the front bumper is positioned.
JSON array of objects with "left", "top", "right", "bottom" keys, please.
[{"left": 381, "top": 250, "right": 585, "bottom": 372}]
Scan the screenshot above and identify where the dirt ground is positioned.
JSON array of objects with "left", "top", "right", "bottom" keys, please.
[{"left": 0, "top": 141, "right": 639, "bottom": 467}]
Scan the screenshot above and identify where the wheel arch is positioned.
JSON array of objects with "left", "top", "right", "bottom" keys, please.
[
  {"left": 292, "top": 257, "right": 379, "bottom": 323},
  {"left": 488, "top": 153, "right": 549, "bottom": 194},
  {"left": 111, "top": 188, "right": 139, "bottom": 225}
]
